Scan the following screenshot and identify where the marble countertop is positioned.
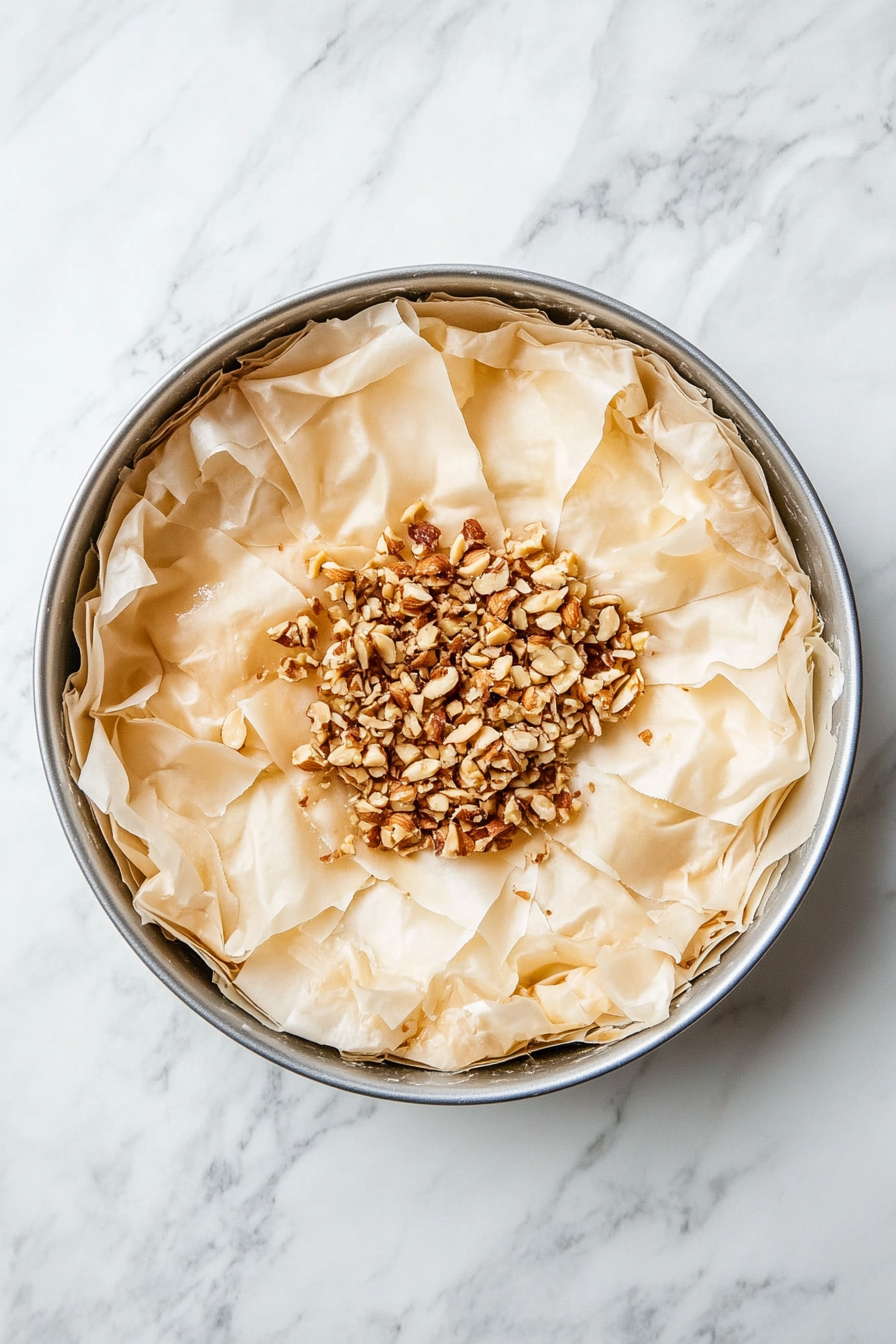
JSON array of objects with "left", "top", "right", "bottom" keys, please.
[{"left": 3, "top": 3, "right": 895, "bottom": 1340}]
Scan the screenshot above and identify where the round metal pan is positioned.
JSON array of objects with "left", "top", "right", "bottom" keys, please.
[{"left": 34, "top": 266, "right": 862, "bottom": 1103}]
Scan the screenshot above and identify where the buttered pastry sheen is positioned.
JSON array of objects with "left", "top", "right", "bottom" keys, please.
[{"left": 64, "top": 296, "right": 840, "bottom": 1070}]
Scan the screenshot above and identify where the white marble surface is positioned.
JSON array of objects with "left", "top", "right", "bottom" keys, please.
[{"left": 2, "top": 2, "right": 895, "bottom": 1339}]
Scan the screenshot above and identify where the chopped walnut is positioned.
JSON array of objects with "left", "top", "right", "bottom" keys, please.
[{"left": 269, "top": 514, "right": 648, "bottom": 856}]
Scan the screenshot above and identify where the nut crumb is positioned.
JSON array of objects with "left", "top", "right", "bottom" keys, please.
[
  {"left": 400, "top": 498, "right": 428, "bottom": 524},
  {"left": 306, "top": 550, "right": 329, "bottom": 579},
  {"left": 221, "top": 707, "right": 247, "bottom": 750}
]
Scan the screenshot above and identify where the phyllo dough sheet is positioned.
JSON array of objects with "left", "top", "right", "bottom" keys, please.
[{"left": 63, "top": 296, "right": 841, "bottom": 1070}]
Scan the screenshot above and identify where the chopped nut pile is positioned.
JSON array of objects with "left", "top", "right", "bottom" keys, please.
[{"left": 268, "top": 507, "right": 647, "bottom": 857}]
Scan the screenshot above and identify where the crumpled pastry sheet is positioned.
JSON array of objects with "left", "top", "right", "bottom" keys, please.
[{"left": 64, "top": 295, "right": 842, "bottom": 1071}]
